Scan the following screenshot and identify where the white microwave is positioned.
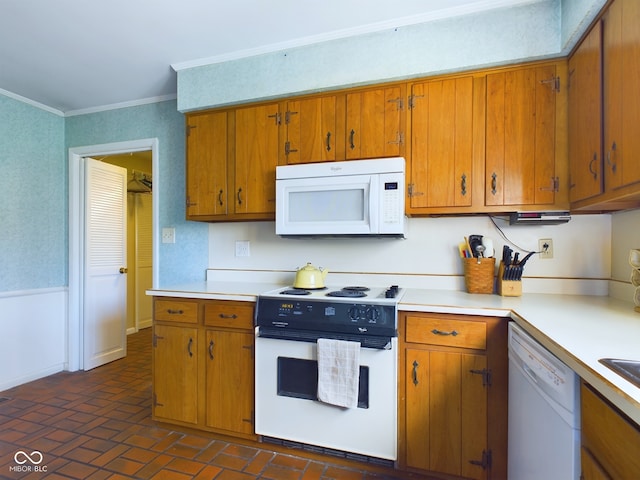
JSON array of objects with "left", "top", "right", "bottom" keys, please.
[{"left": 275, "top": 157, "right": 406, "bottom": 237}]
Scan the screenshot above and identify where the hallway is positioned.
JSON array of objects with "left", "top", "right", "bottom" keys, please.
[{"left": 0, "top": 329, "right": 424, "bottom": 479}]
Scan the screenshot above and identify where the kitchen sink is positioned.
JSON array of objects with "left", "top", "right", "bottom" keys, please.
[{"left": 599, "top": 358, "right": 640, "bottom": 389}]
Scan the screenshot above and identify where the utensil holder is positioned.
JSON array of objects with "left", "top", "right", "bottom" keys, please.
[
  {"left": 463, "top": 257, "right": 495, "bottom": 294},
  {"left": 497, "top": 261, "right": 522, "bottom": 297}
]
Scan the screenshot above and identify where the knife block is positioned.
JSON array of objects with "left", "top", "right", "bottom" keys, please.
[{"left": 498, "top": 261, "right": 522, "bottom": 297}]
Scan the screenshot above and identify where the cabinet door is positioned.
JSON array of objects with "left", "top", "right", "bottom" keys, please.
[
  {"left": 581, "top": 447, "right": 612, "bottom": 480},
  {"left": 568, "top": 22, "right": 603, "bottom": 203},
  {"left": 405, "top": 348, "right": 488, "bottom": 480},
  {"left": 486, "top": 65, "right": 557, "bottom": 206},
  {"left": 152, "top": 324, "right": 198, "bottom": 424},
  {"left": 603, "top": 0, "right": 640, "bottom": 191},
  {"left": 205, "top": 330, "right": 254, "bottom": 435},
  {"left": 346, "top": 86, "right": 404, "bottom": 159},
  {"left": 409, "top": 76, "right": 473, "bottom": 208},
  {"left": 186, "top": 111, "right": 228, "bottom": 217},
  {"left": 285, "top": 96, "right": 338, "bottom": 164},
  {"left": 234, "top": 103, "right": 280, "bottom": 214}
]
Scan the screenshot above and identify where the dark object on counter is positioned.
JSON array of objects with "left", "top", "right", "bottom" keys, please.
[{"left": 469, "top": 235, "right": 483, "bottom": 257}]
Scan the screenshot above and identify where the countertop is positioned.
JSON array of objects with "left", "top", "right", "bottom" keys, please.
[{"left": 148, "top": 282, "right": 640, "bottom": 425}]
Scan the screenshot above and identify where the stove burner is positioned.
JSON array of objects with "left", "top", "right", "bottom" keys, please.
[
  {"left": 342, "top": 286, "right": 370, "bottom": 292},
  {"left": 326, "top": 287, "right": 368, "bottom": 298},
  {"left": 280, "top": 288, "right": 311, "bottom": 296}
]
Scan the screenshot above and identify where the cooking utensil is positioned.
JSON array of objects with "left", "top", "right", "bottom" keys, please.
[
  {"left": 481, "top": 237, "right": 495, "bottom": 258},
  {"left": 475, "top": 245, "right": 486, "bottom": 264},
  {"left": 293, "top": 262, "right": 329, "bottom": 289}
]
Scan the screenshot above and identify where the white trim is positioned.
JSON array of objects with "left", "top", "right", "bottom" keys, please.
[
  {"left": 0, "top": 87, "right": 64, "bottom": 116},
  {"left": 0, "top": 286, "right": 67, "bottom": 299},
  {"left": 171, "top": 0, "right": 541, "bottom": 71},
  {"left": 68, "top": 139, "right": 159, "bottom": 371},
  {"left": 65, "top": 94, "right": 177, "bottom": 117}
]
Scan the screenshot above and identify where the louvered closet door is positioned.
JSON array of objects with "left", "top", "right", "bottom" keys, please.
[{"left": 84, "top": 157, "right": 127, "bottom": 370}]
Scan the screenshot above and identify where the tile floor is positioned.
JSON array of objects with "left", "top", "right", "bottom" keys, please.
[{"left": 0, "top": 329, "right": 431, "bottom": 480}]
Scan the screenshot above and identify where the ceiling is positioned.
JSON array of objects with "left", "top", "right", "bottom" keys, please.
[{"left": 1, "top": 0, "right": 536, "bottom": 115}]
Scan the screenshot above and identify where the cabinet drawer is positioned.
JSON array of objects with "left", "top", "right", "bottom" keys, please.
[
  {"left": 204, "top": 302, "right": 254, "bottom": 329},
  {"left": 406, "top": 315, "right": 486, "bottom": 350},
  {"left": 154, "top": 299, "right": 199, "bottom": 324}
]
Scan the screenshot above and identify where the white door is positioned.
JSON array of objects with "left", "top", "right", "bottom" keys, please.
[{"left": 83, "top": 158, "right": 127, "bottom": 370}]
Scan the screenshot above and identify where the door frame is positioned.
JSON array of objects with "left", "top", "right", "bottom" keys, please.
[{"left": 68, "top": 138, "right": 159, "bottom": 371}]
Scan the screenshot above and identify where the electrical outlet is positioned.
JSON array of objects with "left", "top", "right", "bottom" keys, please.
[
  {"left": 539, "top": 238, "right": 553, "bottom": 259},
  {"left": 235, "top": 240, "right": 250, "bottom": 257},
  {"left": 161, "top": 227, "right": 175, "bottom": 244}
]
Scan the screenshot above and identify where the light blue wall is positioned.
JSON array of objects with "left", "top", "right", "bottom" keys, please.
[
  {"left": 65, "top": 100, "right": 209, "bottom": 286},
  {"left": 177, "top": 0, "right": 561, "bottom": 112},
  {"left": 0, "top": 95, "right": 65, "bottom": 292}
]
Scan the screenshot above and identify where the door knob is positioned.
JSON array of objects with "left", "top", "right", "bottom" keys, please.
[{"left": 119, "top": 267, "right": 128, "bottom": 274}]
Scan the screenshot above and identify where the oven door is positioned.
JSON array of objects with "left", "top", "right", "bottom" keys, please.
[{"left": 254, "top": 331, "right": 397, "bottom": 461}]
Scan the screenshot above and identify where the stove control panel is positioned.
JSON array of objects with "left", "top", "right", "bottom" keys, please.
[{"left": 255, "top": 297, "right": 397, "bottom": 337}]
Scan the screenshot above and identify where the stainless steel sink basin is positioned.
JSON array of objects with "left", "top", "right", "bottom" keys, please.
[{"left": 599, "top": 358, "right": 640, "bottom": 389}]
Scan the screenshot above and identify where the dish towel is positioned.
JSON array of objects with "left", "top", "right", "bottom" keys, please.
[{"left": 317, "top": 338, "right": 361, "bottom": 408}]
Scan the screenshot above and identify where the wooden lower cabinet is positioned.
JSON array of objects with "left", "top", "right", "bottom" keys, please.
[
  {"left": 152, "top": 297, "right": 256, "bottom": 440},
  {"left": 399, "top": 312, "right": 508, "bottom": 479},
  {"left": 205, "top": 329, "right": 254, "bottom": 435},
  {"left": 152, "top": 324, "right": 199, "bottom": 425},
  {"left": 581, "top": 382, "right": 640, "bottom": 479}
]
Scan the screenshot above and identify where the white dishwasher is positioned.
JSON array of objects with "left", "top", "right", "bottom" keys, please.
[{"left": 508, "top": 322, "right": 580, "bottom": 480}]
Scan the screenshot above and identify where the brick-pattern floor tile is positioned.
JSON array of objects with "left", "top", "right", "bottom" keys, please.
[{"left": 0, "top": 328, "right": 430, "bottom": 480}]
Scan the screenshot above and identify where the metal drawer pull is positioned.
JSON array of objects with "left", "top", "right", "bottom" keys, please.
[
  {"left": 326, "top": 131, "right": 332, "bottom": 151},
  {"left": 237, "top": 188, "right": 243, "bottom": 205},
  {"left": 218, "top": 189, "right": 223, "bottom": 206},
  {"left": 218, "top": 313, "right": 238, "bottom": 319},
  {"left": 208, "top": 340, "right": 214, "bottom": 360},
  {"left": 187, "top": 338, "right": 193, "bottom": 357},
  {"left": 167, "top": 309, "right": 184, "bottom": 315},
  {"left": 349, "top": 129, "right": 356, "bottom": 150},
  {"left": 431, "top": 328, "right": 458, "bottom": 336},
  {"left": 412, "top": 360, "right": 419, "bottom": 386}
]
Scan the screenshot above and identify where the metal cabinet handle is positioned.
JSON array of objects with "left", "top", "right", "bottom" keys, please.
[
  {"left": 461, "top": 173, "right": 467, "bottom": 196},
  {"left": 326, "top": 131, "right": 332, "bottom": 151},
  {"left": 431, "top": 328, "right": 458, "bottom": 337},
  {"left": 491, "top": 172, "right": 497, "bottom": 195},
  {"left": 208, "top": 340, "right": 214, "bottom": 360},
  {"left": 218, "top": 189, "right": 223, "bottom": 206},
  {"left": 187, "top": 337, "right": 193, "bottom": 357},
  {"left": 588, "top": 153, "right": 598, "bottom": 180},
  {"left": 218, "top": 313, "right": 238, "bottom": 319},
  {"left": 167, "top": 309, "right": 184, "bottom": 315},
  {"left": 349, "top": 129, "right": 356, "bottom": 150},
  {"left": 607, "top": 141, "right": 617, "bottom": 173},
  {"left": 119, "top": 267, "right": 128, "bottom": 274},
  {"left": 237, "top": 188, "right": 242, "bottom": 205},
  {"left": 412, "top": 360, "right": 419, "bottom": 386}
]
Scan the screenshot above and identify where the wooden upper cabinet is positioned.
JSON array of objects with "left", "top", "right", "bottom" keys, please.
[
  {"left": 485, "top": 65, "right": 558, "bottom": 206},
  {"left": 603, "top": 0, "right": 640, "bottom": 192},
  {"left": 408, "top": 76, "right": 474, "bottom": 209},
  {"left": 346, "top": 86, "right": 405, "bottom": 160},
  {"left": 284, "top": 96, "right": 339, "bottom": 164},
  {"left": 568, "top": 21, "right": 603, "bottom": 203},
  {"left": 186, "top": 111, "right": 228, "bottom": 217},
  {"left": 234, "top": 103, "right": 280, "bottom": 215}
]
